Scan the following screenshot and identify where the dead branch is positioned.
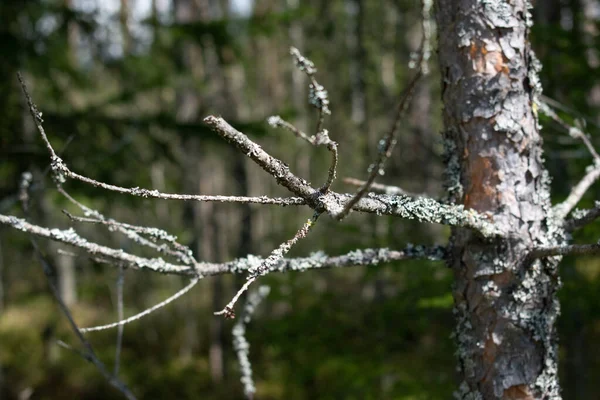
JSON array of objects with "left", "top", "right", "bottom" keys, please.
[
  {"left": 215, "top": 213, "right": 320, "bottom": 318},
  {"left": 232, "top": 286, "right": 270, "bottom": 400},
  {"left": 0, "top": 213, "right": 445, "bottom": 277},
  {"left": 541, "top": 101, "right": 600, "bottom": 219},
  {"left": 30, "top": 238, "right": 136, "bottom": 400},
  {"left": 335, "top": 68, "right": 422, "bottom": 220},
  {"left": 343, "top": 177, "right": 413, "bottom": 196},
  {"left": 529, "top": 242, "right": 600, "bottom": 258},
  {"left": 564, "top": 201, "right": 600, "bottom": 231}
]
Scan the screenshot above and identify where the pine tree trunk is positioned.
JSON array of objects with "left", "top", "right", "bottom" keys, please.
[{"left": 435, "top": 2, "right": 564, "bottom": 398}]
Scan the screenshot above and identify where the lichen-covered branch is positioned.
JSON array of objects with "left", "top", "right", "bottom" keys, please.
[
  {"left": 529, "top": 242, "right": 600, "bottom": 258},
  {"left": 554, "top": 163, "right": 600, "bottom": 220},
  {"left": 343, "top": 177, "right": 414, "bottom": 196},
  {"left": 1, "top": 212, "right": 445, "bottom": 277},
  {"left": 564, "top": 201, "right": 600, "bottom": 231},
  {"left": 204, "top": 117, "right": 500, "bottom": 236},
  {"left": 17, "top": 73, "right": 304, "bottom": 208},
  {"left": 232, "top": 286, "right": 271, "bottom": 400},
  {"left": 0, "top": 213, "right": 193, "bottom": 275},
  {"left": 215, "top": 213, "right": 320, "bottom": 318},
  {"left": 541, "top": 101, "right": 600, "bottom": 220},
  {"left": 289, "top": 47, "right": 331, "bottom": 133},
  {"left": 268, "top": 116, "right": 338, "bottom": 193},
  {"left": 204, "top": 115, "right": 317, "bottom": 203},
  {"left": 80, "top": 278, "right": 199, "bottom": 333},
  {"left": 30, "top": 238, "right": 136, "bottom": 400},
  {"left": 335, "top": 69, "right": 422, "bottom": 220}
]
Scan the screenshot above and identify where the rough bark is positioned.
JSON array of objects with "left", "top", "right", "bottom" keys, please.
[{"left": 436, "top": 1, "right": 564, "bottom": 399}]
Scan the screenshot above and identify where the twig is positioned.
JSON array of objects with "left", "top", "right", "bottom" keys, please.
[
  {"left": 204, "top": 117, "right": 499, "bottom": 236},
  {"left": 539, "top": 101, "right": 600, "bottom": 161},
  {"left": 204, "top": 116, "right": 317, "bottom": 202},
  {"left": 289, "top": 47, "right": 331, "bottom": 134},
  {"left": 554, "top": 164, "right": 600, "bottom": 219},
  {"left": 61, "top": 197, "right": 195, "bottom": 266},
  {"left": 414, "top": 0, "right": 434, "bottom": 75},
  {"left": 114, "top": 265, "right": 125, "bottom": 375},
  {"left": 29, "top": 238, "right": 136, "bottom": 400},
  {"left": 564, "top": 201, "right": 600, "bottom": 231},
  {"left": 335, "top": 69, "right": 422, "bottom": 220},
  {"left": 343, "top": 177, "right": 412, "bottom": 196},
  {"left": 233, "top": 286, "right": 270, "bottom": 400},
  {"left": 540, "top": 101, "right": 600, "bottom": 219},
  {"left": 0, "top": 213, "right": 194, "bottom": 275},
  {"left": 215, "top": 213, "right": 320, "bottom": 318},
  {"left": 81, "top": 278, "right": 199, "bottom": 332},
  {"left": 268, "top": 116, "right": 338, "bottom": 192},
  {"left": 17, "top": 72, "right": 306, "bottom": 208},
  {"left": 529, "top": 243, "right": 600, "bottom": 259}
]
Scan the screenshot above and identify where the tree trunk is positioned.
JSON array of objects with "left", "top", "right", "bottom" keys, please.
[{"left": 436, "top": 2, "right": 563, "bottom": 399}]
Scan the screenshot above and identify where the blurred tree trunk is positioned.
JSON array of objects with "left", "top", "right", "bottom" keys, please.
[
  {"left": 436, "top": 2, "right": 563, "bottom": 398},
  {"left": 120, "top": 0, "right": 131, "bottom": 55}
]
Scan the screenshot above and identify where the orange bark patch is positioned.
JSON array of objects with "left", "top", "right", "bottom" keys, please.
[
  {"left": 503, "top": 384, "right": 535, "bottom": 400},
  {"left": 463, "top": 156, "right": 499, "bottom": 212},
  {"left": 470, "top": 42, "right": 509, "bottom": 75}
]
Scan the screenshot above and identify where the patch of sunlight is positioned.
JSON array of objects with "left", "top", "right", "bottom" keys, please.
[{"left": 417, "top": 292, "right": 454, "bottom": 309}]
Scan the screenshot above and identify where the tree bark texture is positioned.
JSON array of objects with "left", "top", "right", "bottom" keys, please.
[{"left": 436, "top": 1, "right": 564, "bottom": 399}]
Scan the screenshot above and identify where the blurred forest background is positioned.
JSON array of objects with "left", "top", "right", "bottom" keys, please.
[{"left": 0, "top": 0, "right": 599, "bottom": 399}]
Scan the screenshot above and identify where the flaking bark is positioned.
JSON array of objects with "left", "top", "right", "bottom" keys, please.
[{"left": 436, "top": 1, "right": 564, "bottom": 399}]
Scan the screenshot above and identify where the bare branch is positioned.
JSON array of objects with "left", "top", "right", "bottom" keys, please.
[
  {"left": 18, "top": 72, "right": 303, "bottom": 208},
  {"left": 80, "top": 277, "right": 199, "bottom": 333},
  {"left": 343, "top": 177, "right": 412, "bottom": 196},
  {"left": 29, "top": 238, "right": 136, "bottom": 400},
  {"left": 540, "top": 101, "right": 600, "bottom": 219},
  {"left": 529, "top": 243, "right": 600, "bottom": 259},
  {"left": 564, "top": 201, "right": 600, "bottom": 231},
  {"left": 335, "top": 69, "right": 422, "bottom": 220},
  {"left": 0, "top": 212, "right": 450, "bottom": 279},
  {"left": 204, "top": 116, "right": 317, "bottom": 203},
  {"left": 204, "top": 116, "right": 499, "bottom": 236},
  {"left": 268, "top": 115, "right": 338, "bottom": 192},
  {"left": 289, "top": 47, "right": 331, "bottom": 133},
  {"left": 554, "top": 163, "right": 600, "bottom": 219},
  {"left": 539, "top": 101, "right": 600, "bottom": 161},
  {"left": 215, "top": 213, "right": 320, "bottom": 318},
  {"left": 0, "top": 213, "right": 194, "bottom": 275},
  {"left": 233, "top": 286, "right": 270, "bottom": 400}
]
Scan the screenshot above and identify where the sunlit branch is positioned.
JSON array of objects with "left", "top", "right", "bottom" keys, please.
[
  {"left": 540, "top": 101, "right": 600, "bottom": 219},
  {"left": 343, "top": 177, "right": 413, "bottom": 196},
  {"left": 268, "top": 115, "right": 338, "bottom": 192},
  {"left": 18, "top": 72, "right": 304, "bottom": 207},
  {"left": 529, "top": 243, "right": 600, "bottom": 258},
  {"left": 335, "top": 69, "right": 422, "bottom": 220},
  {"left": 0, "top": 213, "right": 193, "bottom": 275},
  {"left": 554, "top": 164, "right": 600, "bottom": 220},
  {"left": 204, "top": 116, "right": 499, "bottom": 236},
  {"left": 215, "top": 213, "right": 320, "bottom": 318},
  {"left": 564, "top": 201, "right": 600, "bottom": 231},
  {"left": 80, "top": 277, "right": 199, "bottom": 333},
  {"left": 1, "top": 213, "right": 447, "bottom": 280}
]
